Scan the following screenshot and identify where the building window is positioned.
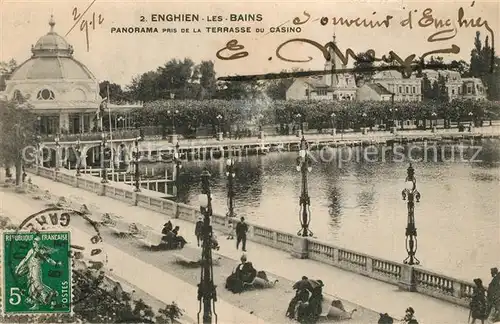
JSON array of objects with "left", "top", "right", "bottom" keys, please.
[
  {"left": 467, "top": 86, "right": 472, "bottom": 94},
  {"left": 452, "top": 89, "right": 455, "bottom": 95},
  {"left": 37, "top": 89, "right": 55, "bottom": 100},
  {"left": 305, "top": 89, "right": 309, "bottom": 97},
  {"left": 406, "top": 86, "right": 409, "bottom": 93},
  {"left": 317, "top": 90, "right": 327, "bottom": 96},
  {"left": 412, "top": 86, "right": 415, "bottom": 94},
  {"left": 399, "top": 86, "right": 402, "bottom": 93}
]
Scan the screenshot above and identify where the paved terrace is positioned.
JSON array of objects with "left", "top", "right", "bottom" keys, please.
[
  {"left": 0, "top": 187, "right": 266, "bottom": 324},
  {"left": 17, "top": 170, "right": 470, "bottom": 323}
]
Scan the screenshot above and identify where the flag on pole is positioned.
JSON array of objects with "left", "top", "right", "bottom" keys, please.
[{"left": 96, "top": 97, "right": 108, "bottom": 120}]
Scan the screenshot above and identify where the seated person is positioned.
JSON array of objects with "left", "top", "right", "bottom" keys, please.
[
  {"left": 162, "top": 221, "right": 173, "bottom": 235},
  {"left": 294, "top": 279, "right": 324, "bottom": 323},
  {"left": 225, "top": 254, "right": 256, "bottom": 293},
  {"left": 287, "top": 276, "right": 311, "bottom": 319},
  {"left": 172, "top": 226, "right": 187, "bottom": 248}
]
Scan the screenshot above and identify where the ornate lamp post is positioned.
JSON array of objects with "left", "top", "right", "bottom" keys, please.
[
  {"left": 296, "top": 136, "right": 313, "bottom": 237},
  {"left": 225, "top": 156, "right": 236, "bottom": 239},
  {"left": 197, "top": 169, "right": 218, "bottom": 324},
  {"left": 75, "top": 137, "right": 81, "bottom": 176},
  {"left": 402, "top": 163, "right": 421, "bottom": 265},
  {"left": 168, "top": 110, "right": 179, "bottom": 134},
  {"left": 54, "top": 134, "right": 60, "bottom": 171},
  {"left": 468, "top": 111, "right": 474, "bottom": 127},
  {"left": 173, "top": 142, "right": 183, "bottom": 197},
  {"left": 216, "top": 114, "right": 223, "bottom": 133},
  {"left": 431, "top": 112, "right": 437, "bottom": 127},
  {"left": 35, "top": 135, "right": 42, "bottom": 173},
  {"left": 134, "top": 135, "right": 142, "bottom": 192},
  {"left": 330, "top": 112, "right": 336, "bottom": 136},
  {"left": 100, "top": 132, "right": 108, "bottom": 183}
]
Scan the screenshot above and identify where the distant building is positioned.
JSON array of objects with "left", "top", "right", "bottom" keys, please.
[
  {"left": 370, "top": 71, "right": 422, "bottom": 102},
  {"left": 356, "top": 81, "right": 393, "bottom": 102},
  {"left": 286, "top": 36, "right": 357, "bottom": 101}
]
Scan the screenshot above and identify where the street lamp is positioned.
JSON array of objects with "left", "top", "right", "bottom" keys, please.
[
  {"left": 168, "top": 110, "right": 180, "bottom": 134},
  {"left": 35, "top": 116, "right": 42, "bottom": 173},
  {"left": 75, "top": 137, "right": 81, "bottom": 176},
  {"left": 133, "top": 135, "right": 142, "bottom": 192},
  {"left": 225, "top": 157, "right": 236, "bottom": 239},
  {"left": 296, "top": 136, "right": 313, "bottom": 237},
  {"left": 197, "top": 169, "right": 218, "bottom": 324},
  {"left": 216, "top": 114, "right": 223, "bottom": 134},
  {"left": 431, "top": 112, "right": 437, "bottom": 127},
  {"left": 330, "top": 113, "right": 336, "bottom": 136},
  {"left": 101, "top": 132, "right": 108, "bottom": 183},
  {"left": 173, "top": 142, "right": 182, "bottom": 197},
  {"left": 401, "top": 163, "right": 421, "bottom": 266},
  {"left": 54, "top": 134, "right": 60, "bottom": 171}
]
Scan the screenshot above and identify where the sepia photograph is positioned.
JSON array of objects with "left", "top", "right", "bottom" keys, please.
[{"left": 0, "top": 0, "right": 499, "bottom": 323}]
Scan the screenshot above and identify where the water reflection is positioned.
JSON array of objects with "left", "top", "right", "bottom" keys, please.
[{"left": 144, "top": 139, "right": 500, "bottom": 279}]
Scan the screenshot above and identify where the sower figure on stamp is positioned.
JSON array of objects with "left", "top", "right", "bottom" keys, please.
[
  {"left": 14, "top": 236, "right": 62, "bottom": 310},
  {"left": 236, "top": 216, "right": 248, "bottom": 252}
]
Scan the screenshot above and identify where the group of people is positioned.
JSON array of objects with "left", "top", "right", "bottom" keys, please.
[
  {"left": 152, "top": 221, "right": 188, "bottom": 250},
  {"left": 286, "top": 276, "right": 325, "bottom": 323},
  {"left": 470, "top": 267, "right": 500, "bottom": 323}
]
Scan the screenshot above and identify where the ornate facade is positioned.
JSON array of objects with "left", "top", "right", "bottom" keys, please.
[{"left": 1, "top": 16, "right": 140, "bottom": 135}]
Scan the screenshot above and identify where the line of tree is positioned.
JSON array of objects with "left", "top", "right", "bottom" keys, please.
[{"left": 132, "top": 98, "right": 500, "bottom": 135}]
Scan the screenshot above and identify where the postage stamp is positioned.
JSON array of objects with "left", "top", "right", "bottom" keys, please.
[{"left": 2, "top": 231, "right": 72, "bottom": 315}]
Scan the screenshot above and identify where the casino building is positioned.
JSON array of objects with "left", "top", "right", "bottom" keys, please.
[{"left": 0, "top": 15, "right": 141, "bottom": 136}]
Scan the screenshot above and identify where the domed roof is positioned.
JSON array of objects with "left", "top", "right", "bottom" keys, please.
[{"left": 9, "top": 15, "right": 96, "bottom": 81}]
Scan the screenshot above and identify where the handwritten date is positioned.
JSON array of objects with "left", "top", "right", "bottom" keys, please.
[{"left": 69, "top": 2, "right": 104, "bottom": 52}]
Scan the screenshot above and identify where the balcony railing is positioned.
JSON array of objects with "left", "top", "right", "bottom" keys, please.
[{"left": 40, "top": 130, "right": 140, "bottom": 143}]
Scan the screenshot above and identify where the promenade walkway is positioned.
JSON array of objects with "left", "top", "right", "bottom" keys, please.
[
  {"left": 145, "top": 125, "right": 500, "bottom": 148},
  {"left": 0, "top": 188, "right": 268, "bottom": 324},
  {"left": 22, "top": 173, "right": 470, "bottom": 323}
]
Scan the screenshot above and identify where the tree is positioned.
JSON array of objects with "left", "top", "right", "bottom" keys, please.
[
  {"left": 0, "top": 59, "right": 18, "bottom": 91},
  {"left": 198, "top": 60, "right": 217, "bottom": 99},
  {"left": 0, "top": 95, "right": 37, "bottom": 186},
  {"left": 421, "top": 74, "right": 433, "bottom": 100},
  {"left": 99, "top": 81, "right": 128, "bottom": 103},
  {"left": 436, "top": 74, "right": 449, "bottom": 102},
  {"left": 469, "top": 31, "right": 499, "bottom": 100},
  {"left": 353, "top": 51, "right": 376, "bottom": 82}
]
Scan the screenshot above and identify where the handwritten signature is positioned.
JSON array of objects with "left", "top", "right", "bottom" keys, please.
[
  {"left": 66, "top": 0, "right": 104, "bottom": 52},
  {"left": 216, "top": 37, "right": 460, "bottom": 79},
  {"left": 216, "top": 2, "right": 495, "bottom": 80}
]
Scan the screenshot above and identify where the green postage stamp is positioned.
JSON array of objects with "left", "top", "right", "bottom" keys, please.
[{"left": 2, "top": 231, "right": 72, "bottom": 315}]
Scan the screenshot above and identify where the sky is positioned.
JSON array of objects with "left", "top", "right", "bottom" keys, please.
[{"left": 1, "top": 0, "right": 498, "bottom": 87}]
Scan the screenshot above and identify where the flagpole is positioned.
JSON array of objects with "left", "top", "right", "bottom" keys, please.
[{"left": 107, "top": 84, "right": 115, "bottom": 179}]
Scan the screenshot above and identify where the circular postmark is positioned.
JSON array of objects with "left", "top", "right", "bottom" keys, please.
[{"left": 3, "top": 206, "right": 108, "bottom": 317}]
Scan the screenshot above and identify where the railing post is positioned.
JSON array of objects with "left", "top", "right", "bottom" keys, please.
[
  {"left": 451, "top": 281, "right": 462, "bottom": 299},
  {"left": 132, "top": 192, "right": 138, "bottom": 206},
  {"left": 366, "top": 257, "right": 374, "bottom": 273},
  {"left": 291, "top": 235, "right": 309, "bottom": 259},
  {"left": 53, "top": 169, "right": 57, "bottom": 181},
  {"left": 74, "top": 175, "right": 79, "bottom": 188},
  {"left": 98, "top": 183, "right": 106, "bottom": 196},
  {"left": 398, "top": 264, "right": 416, "bottom": 292}
]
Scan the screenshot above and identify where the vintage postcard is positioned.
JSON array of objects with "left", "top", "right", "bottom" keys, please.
[{"left": 0, "top": 0, "right": 499, "bottom": 323}]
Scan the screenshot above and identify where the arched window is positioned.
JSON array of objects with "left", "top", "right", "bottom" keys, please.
[{"left": 37, "top": 89, "right": 55, "bottom": 100}]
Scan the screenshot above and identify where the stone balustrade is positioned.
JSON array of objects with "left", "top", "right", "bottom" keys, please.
[{"left": 27, "top": 166, "right": 475, "bottom": 309}]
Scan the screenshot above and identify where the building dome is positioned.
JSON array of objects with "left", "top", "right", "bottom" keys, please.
[{"left": 9, "top": 15, "right": 96, "bottom": 81}]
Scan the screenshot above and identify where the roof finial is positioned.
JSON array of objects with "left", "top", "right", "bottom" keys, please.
[{"left": 49, "top": 15, "right": 55, "bottom": 32}]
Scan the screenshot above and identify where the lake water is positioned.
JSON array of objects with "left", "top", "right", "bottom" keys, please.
[{"left": 154, "top": 139, "right": 500, "bottom": 281}]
